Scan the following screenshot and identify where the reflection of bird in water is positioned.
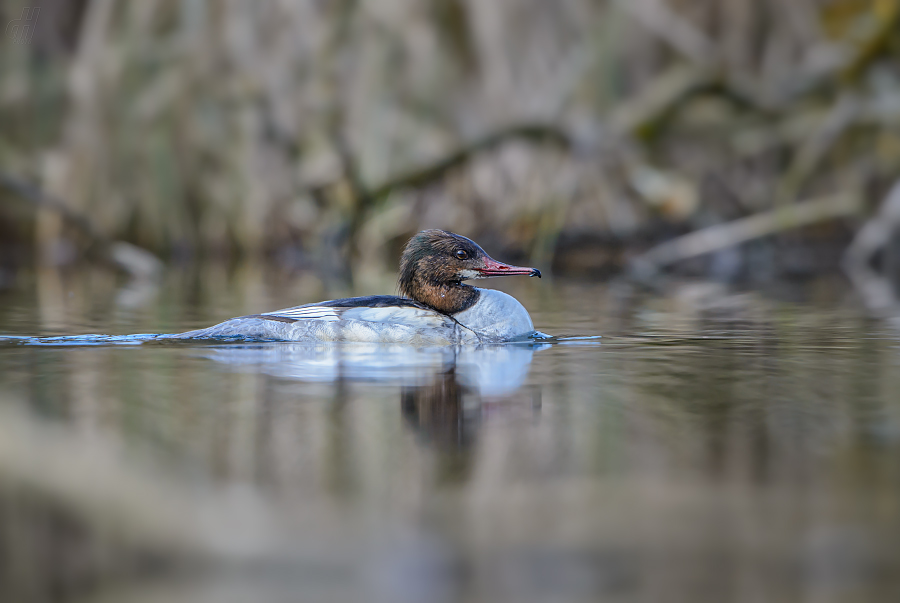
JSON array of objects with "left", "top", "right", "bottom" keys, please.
[
  {"left": 399, "top": 347, "right": 545, "bottom": 485},
  {"left": 194, "top": 341, "right": 546, "bottom": 482},
  {"left": 401, "top": 367, "right": 478, "bottom": 482},
  {"left": 194, "top": 341, "right": 542, "bottom": 394},
  {"left": 402, "top": 368, "right": 472, "bottom": 447}
]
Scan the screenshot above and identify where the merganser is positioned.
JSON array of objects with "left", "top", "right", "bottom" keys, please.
[{"left": 170, "top": 230, "right": 542, "bottom": 344}]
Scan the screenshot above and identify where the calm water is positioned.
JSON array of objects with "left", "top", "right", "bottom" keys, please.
[{"left": 1, "top": 266, "right": 899, "bottom": 603}]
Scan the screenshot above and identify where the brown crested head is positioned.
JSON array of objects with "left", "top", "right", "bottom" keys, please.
[{"left": 398, "top": 230, "right": 540, "bottom": 314}]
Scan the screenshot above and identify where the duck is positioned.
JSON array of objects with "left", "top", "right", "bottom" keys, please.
[{"left": 168, "top": 230, "right": 542, "bottom": 344}]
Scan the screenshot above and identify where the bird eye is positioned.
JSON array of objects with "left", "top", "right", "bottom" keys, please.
[{"left": 455, "top": 249, "right": 469, "bottom": 260}]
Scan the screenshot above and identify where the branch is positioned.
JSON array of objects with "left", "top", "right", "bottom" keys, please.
[
  {"left": 0, "top": 172, "right": 104, "bottom": 241},
  {"left": 841, "top": 2, "right": 900, "bottom": 83},
  {"left": 611, "top": 65, "right": 715, "bottom": 139},
  {"left": 843, "top": 178, "right": 900, "bottom": 315},
  {"left": 630, "top": 192, "right": 860, "bottom": 278},
  {"left": 616, "top": 0, "right": 716, "bottom": 67},
  {"left": 775, "top": 92, "right": 861, "bottom": 203},
  {"left": 0, "top": 172, "right": 162, "bottom": 279},
  {"left": 369, "top": 123, "right": 572, "bottom": 198}
]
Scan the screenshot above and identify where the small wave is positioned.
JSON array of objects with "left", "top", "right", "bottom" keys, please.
[
  {"left": 0, "top": 331, "right": 602, "bottom": 347},
  {"left": 508, "top": 331, "right": 602, "bottom": 345},
  {"left": 0, "top": 334, "right": 161, "bottom": 346}
]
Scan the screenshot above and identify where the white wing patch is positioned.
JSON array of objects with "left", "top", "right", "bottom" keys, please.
[
  {"left": 261, "top": 303, "right": 454, "bottom": 329},
  {"left": 341, "top": 306, "right": 450, "bottom": 326},
  {"left": 262, "top": 305, "right": 341, "bottom": 322}
]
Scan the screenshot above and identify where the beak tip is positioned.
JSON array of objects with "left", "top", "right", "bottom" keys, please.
[{"left": 532, "top": 269, "right": 542, "bottom": 278}]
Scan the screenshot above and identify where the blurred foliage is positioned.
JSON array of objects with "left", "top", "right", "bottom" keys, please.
[{"left": 0, "top": 0, "right": 899, "bottom": 278}]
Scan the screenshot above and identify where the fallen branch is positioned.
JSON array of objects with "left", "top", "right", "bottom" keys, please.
[
  {"left": 610, "top": 63, "right": 775, "bottom": 142},
  {"left": 611, "top": 65, "right": 716, "bottom": 139},
  {"left": 843, "top": 178, "right": 900, "bottom": 316},
  {"left": 302, "top": 121, "right": 571, "bottom": 274},
  {"left": 616, "top": 0, "right": 715, "bottom": 67},
  {"left": 368, "top": 123, "right": 572, "bottom": 198},
  {"left": 0, "top": 172, "right": 163, "bottom": 279},
  {"left": 776, "top": 92, "right": 861, "bottom": 203},
  {"left": 841, "top": 1, "right": 900, "bottom": 83},
  {"left": 630, "top": 192, "right": 860, "bottom": 278}
]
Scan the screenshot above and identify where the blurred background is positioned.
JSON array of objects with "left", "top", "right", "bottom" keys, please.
[
  {"left": 2, "top": 1, "right": 900, "bottom": 602},
  {"left": 1, "top": 0, "right": 898, "bottom": 287}
]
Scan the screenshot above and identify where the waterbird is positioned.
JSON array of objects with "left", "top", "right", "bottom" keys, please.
[{"left": 169, "top": 230, "right": 542, "bottom": 344}]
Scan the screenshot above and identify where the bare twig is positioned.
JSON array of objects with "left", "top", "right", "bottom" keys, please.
[
  {"left": 616, "top": 0, "right": 716, "bottom": 67},
  {"left": 0, "top": 172, "right": 162, "bottom": 279},
  {"left": 776, "top": 92, "right": 861, "bottom": 203},
  {"left": 1, "top": 172, "right": 104, "bottom": 242},
  {"left": 841, "top": 1, "right": 900, "bottom": 83},
  {"left": 369, "top": 123, "right": 572, "bottom": 198},
  {"left": 610, "top": 65, "right": 715, "bottom": 139},
  {"left": 843, "top": 179, "right": 900, "bottom": 315},
  {"left": 320, "top": 0, "right": 370, "bottom": 270},
  {"left": 631, "top": 192, "right": 860, "bottom": 278}
]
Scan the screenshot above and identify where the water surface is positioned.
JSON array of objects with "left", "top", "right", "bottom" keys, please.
[{"left": 1, "top": 267, "right": 899, "bottom": 602}]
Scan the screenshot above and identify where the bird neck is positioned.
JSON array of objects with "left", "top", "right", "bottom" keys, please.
[{"left": 403, "top": 276, "right": 480, "bottom": 315}]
